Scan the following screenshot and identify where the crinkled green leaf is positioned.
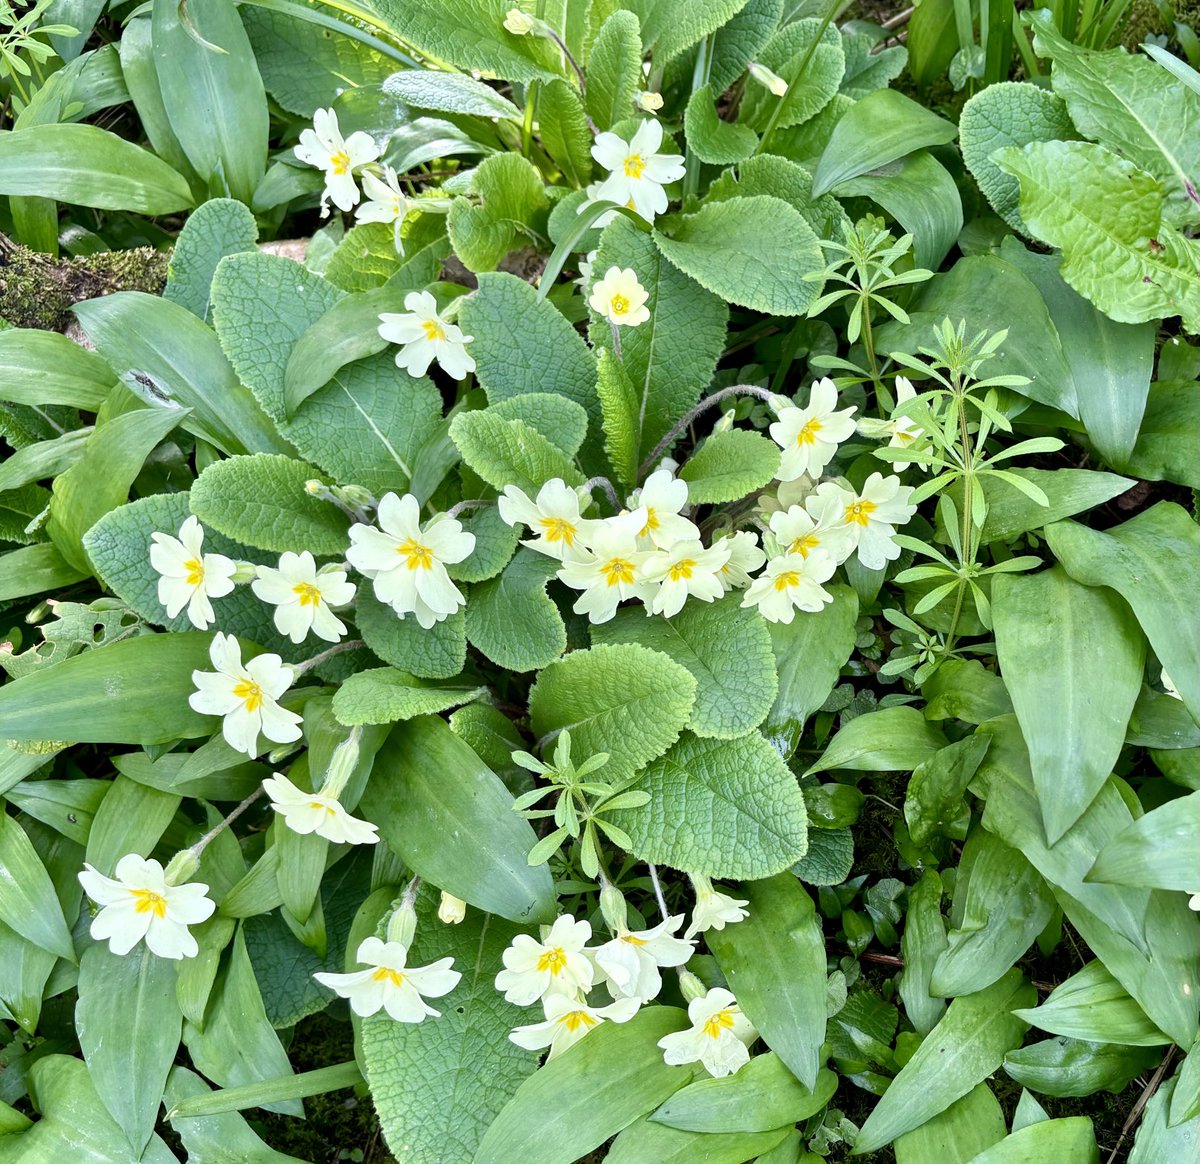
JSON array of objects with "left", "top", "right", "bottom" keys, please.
[
  {"left": 356, "top": 588, "right": 467, "bottom": 680},
  {"left": 641, "top": 0, "right": 751, "bottom": 62},
  {"left": 595, "top": 346, "right": 639, "bottom": 487},
  {"left": 592, "top": 595, "right": 778, "bottom": 739},
  {"left": 585, "top": 10, "right": 642, "bottom": 131},
  {"left": 465, "top": 548, "right": 566, "bottom": 672},
  {"left": 792, "top": 825, "right": 853, "bottom": 887},
  {"left": 706, "top": 152, "right": 851, "bottom": 242},
  {"left": 538, "top": 78, "right": 593, "bottom": 187},
  {"left": 995, "top": 141, "right": 1200, "bottom": 332},
  {"left": 383, "top": 69, "right": 522, "bottom": 119},
  {"left": 448, "top": 153, "right": 548, "bottom": 272},
  {"left": 655, "top": 194, "right": 825, "bottom": 316},
  {"left": 614, "top": 731, "right": 808, "bottom": 878},
  {"left": 741, "top": 17, "right": 844, "bottom": 132},
  {"left": 685, "top": 84, "right": 758, "bottom": 164},
  {"left": 840, "top": 30, "right": 907, "bottom": 98},
  {"left": 332, "top": 667, "right": 485, "bottom": 726},
  {"left": 488, "top": 392, "right": 589, "bottom": 460},
  {"left": 709, "top": 0, "right": 784, "bottom": 94},
  {"left": 678, "top": 427, "right": 780, "bottom": 503},
  {"left": 163, "top": 197, "right": 259, "bottom": 322},
  {"left": 446, "top": 503, "right": 521, "bottom": 583},
  {"left": 529, "top": 642, "right": 697, "bottom": 780},
  {"left": 959, "top": 82, "right": 1076, "bottom": 234},
  {"left": 450, "top": 410, "right": 585, "bottom": 495}
]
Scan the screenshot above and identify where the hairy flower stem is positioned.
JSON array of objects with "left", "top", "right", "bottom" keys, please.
[
  {"left": 647, "top": 863, "right": 670, "bottom": 920},
  {"left": 583, "top": 475, "right": 621, "bottom": 510},
  {"left": 638, "top": 383, "right": 775, "bottom": 479},
  {"left": 291, "top": 639, "right": 365, "bottom": 677}
]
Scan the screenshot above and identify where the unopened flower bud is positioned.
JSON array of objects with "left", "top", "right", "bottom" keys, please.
[
  {"left": 678, "top": 969, "right": 708, "bottom": 1003},
  {"left": 319, "top": 725, "right": 361, "bottom": 801},
  {"left": 749, "top": 61, "right": 788, "bottom": 97},
  {"left": 231, "top": 560, "right": 259, "bottom": 584},
  {"left": 266, "top": 741, "right": 304, "bottom": 766},
  {"left": 638, "top": 91, "right": 664, "bottom": 112},
  {"left": 336, "top": 484, "right": 377, "bottom": 512},
  {"left": 438, "top": 892, "right": 467, "bottom": 924},
  {"left": 713, "top": 407, "right": 736, "bottom": 434},
  {"left": 386, "top": 900, "right": 418, "bottom": 948},
  {"left": 164, "top": 848, "right": 201, "bottom": 886},
  {"left": 503, "top": 8, "right": 536, "bottom": 35},
  {"left": 599, "top": 884, "right": 629, "bottom": 933}
]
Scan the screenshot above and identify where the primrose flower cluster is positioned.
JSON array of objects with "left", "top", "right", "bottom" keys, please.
[{"left": 495, "top": 875, "right": 757, "bottom": 1075}]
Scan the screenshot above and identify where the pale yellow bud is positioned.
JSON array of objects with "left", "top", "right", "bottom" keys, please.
[
  {"left": 638, "top": 91, "right": 664, "bottom": 112},
  {"left": 749, "top": 62, "right": 788, "bottom": 97},
  {"left": 503, "top": 8, "right": 536, "bottom": 35},
  {"left": 438, "top": 892, "right": 467, "bottom": 924}
]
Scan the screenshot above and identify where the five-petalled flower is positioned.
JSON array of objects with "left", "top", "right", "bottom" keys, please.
[
  {"left": 379, "top": 291, "right": 476, "bottom": 380},
  {"left": 769, "top": 501, "right": 855, "bottom": 568},
  {"left": 509, "top": 994, "right": 640, "bottom": 1059},
  {"left": 346, "top": 492, "right": 475, "bottom": 629},
  {"left": 263, "top": 772, "right": 379, "bottom": 845},
  {"left": 149, "top": 515, "right": 236, "bottom": 630},
  {"left": 314, "top": 937, "right": 460, "bottom": 1021},
  {"left": 356, "top": 165, "right": 408, "bottom": 226},
  {"left": 589, "top": 266, "right": 650, "bottom": 327},
  {"left": 251, "top": 550, "right": 355, "bottom": 644},
  {"left": 188, "top": 632, "right": 303, "bottom": 757},
  {"left": 79, "top": 854, "right": 215, "bottom": 960},
  {"left": 857, "top": 376, "right": 927, "bottom": 468},
  {"left": 643, "top": 538, "right": 731, "bottom": 618},
  {"left": 495, "top": 915, "right": 595, "bottom": 1005},
  {"left": 658, "top": 986, "right": 758, "bottom": 1077},
  {"left": 497, "top": 478, "right": 597, "bottom": 561},
  {"left": 628, "top": 469, "right": 699, "bottom": 550},
  {"left": 293, "top": 107, "right": 380, "bottom": 215},
  {"left": 769, "top": 378, "right": 858, "bottom": 482},
  {"left": 809, "top": 473, "right": 917, "bottom": 571},
  {"left": 591, "top": 914, "right": 695, "bottom": 1004},
  {"left": 587, "top": 119, "right": 685, "bottom": 223},
  {"left": 714, "top": 531, "right": 767, "bottom": 591},
  {"left": 556, "top": 509, "right": 656, "bottom": 625},
  {"left": 742, "top": 549, "right": 836, "bottom": 623}
]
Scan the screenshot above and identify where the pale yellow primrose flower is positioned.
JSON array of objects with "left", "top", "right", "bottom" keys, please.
[
  {"left": 587, "top": 119, "right": 685, "bottom": 224},
  {"left": 314, "top": 937, "right": 460, "bottom": 1021},
  {"left": 685, "top": 882, "right": 749, "bottom": 940},
  {"left": 251, "top": 550, "right": 355, "bottom": 644},
  {"left": 497, "top": 478, "right": 598, "bottom": 561},
  {"left": 262, "top": 772, "right": 379, "bottom": 846},
  {"left": 495, "top": 915, "right": 595, "bottom": 1005},
  {"left": 742, "top": 549, "right": 837, "bottom": 624},
  {"left": 510, "top": 993, "right": 641, "bottom": 1059},
  {"left": 149, "top": 515, "right": 236, "bottom": 630},
  {"left": 556, "top": 509, "right": 657, "bottom": 625},
  {"left": 355, "top": 165, "right": 408, "bottom": 225},
  {"left": 589, "top": 266, "right": 651, "bottom": 327},
  {"left": 658, "top": 986, "right": 758, "bottom": 1078},
  {"left": 628, "top": 469, "right": 699, "bottom": 549},
  {"left": 809, "top": 472, "right": 917, "bottom": 571},
  {"left": 769, "top": 501, "right": 855, "bottom": 567},
  {"left": 591, "top": 914, "right": 695, "bottom": 1004},
  {"left": 643, "top": 538, "right": 731, "bottom": 618},
  {"left": 503, "top": 7, "right": 537, "bottom": 34},
  {"left": 378, "top": 291, "right": 476, "bottom": 380},
  {"left": 638, "top": 91, "right": 665, "bottom": 112},
  {"left": 769, "top": 378, "right": 858, "bottom": 481},
  {"left": 857, "top": 376, "right": 928, "bottom": 470},
  {"left": 714, "top": 530, "right": 766, "bottom": 591},
  {"left": 346, "top": 492, "right": 475, "bottom": 629},
  {"left": 189, "top": 632, "right": 303, "bottom": 757},
  {"left": 438, "top": 893, "right": 467, "bottom": 925},
  {"left": 79, "top": 855, "right": 215, "bottom": 960},
  {"left": 293, "top": 107, "right": 380, "bottom": 215}
]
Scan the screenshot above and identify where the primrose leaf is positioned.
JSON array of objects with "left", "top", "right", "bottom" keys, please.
[
  {"left": 449, "top": 410, "right": 585, "bottom": 494},
  {"left": 465, "top": 548, "right": 567, "bottom": 672},
  {"left": 678, "top": 428, "right": 780, "bottom": 503},
  {"left": 447, "top": 153, "right": 548, "bottom": 272}
]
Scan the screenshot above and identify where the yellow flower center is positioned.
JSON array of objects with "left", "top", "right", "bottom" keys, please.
[
  {"left": 232, "top": 679, "right": 264, "bottom": 713},
  {"left": 329, "top": 150, "right": 351, "bottom": 175},
  {"left": 539, "top": 517, "right": 577, "bottom": 545},
  {"left": 132, "top": 888, "right": 168, "bottom": 918},
  {"left": 562, "top": 1009, "right": 598, "bottom": 1032},
  {"left": 844, "top": 499, "right": 877, "bottom": 527},
  {"left": 601, "top": 557, "right": 635, "bottom": 586},
  {"left": 624, "top": 153, "right": 646, "bottom": 179},
  {"left": 309, "top": 801, "right": 336, "bottom": 814},
  {"left": 293, "top": 582, "right": 322, "bottom": 607},
  {"left": 796, "top": 417, "right": 823, "bottom": 446},
  {"left": 422, "top": 319, "right": 447, "bottom": 342},
  {"left": 610, "top": 293, "right": 629, "bottom": 316},
  {"left": 640, "top": 507, "right": 660, "bottom": 537},
  {"left": 773, "top": 571, "right": 800, "bottom": 591},
  {"left": 703, "top": 1009, "right": 736, "bottom": 1038},
  {"left": 537, "top": 946, "right": 568, "bottom": 975},
  {"left": 668, "top": 559, "right": 696, "bottom": 581},
  {"left": 398, "top": 538, "right": 434, "bottom": 570},
  {"left": 621, "top": 934, "right": 648, "bottom": 947},
  {"left": 788, "top": 534, "right": 820, "bottom": 558},
  {"left": 371, "top": 966, "right": 405, "bottom": 987},
  {"left": 184, "top": 558, "right": 205, "bottom": 586}
]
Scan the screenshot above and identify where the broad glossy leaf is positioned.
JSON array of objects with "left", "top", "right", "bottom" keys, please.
[
  {"left": 708, "top": 874, "right": 826, "bottom": 1088},
  {"left": 893, "top": 1083, "right": 1006, "bottom": 1164},
  {"left": 0, "top": 814, "right": 75, "bottom": 962},
  {"left": 852, "top": 969, "right": 1035, "bottom": 1155},
  {"left": 1125, "top": 381, "right": 1200, "bottom": 489},
  {"left": 905, "top": 734, "right": 991, "bottom": 845},
  {"left": 1003, "top": 1036, "right": 1159, "bottom": 1098},
  {"left": 963, "top": 1118, "right": 1099, "bottom": 1163},
  {"left": 1087, "top": 790, "right": 1200, "bottom": 891},
  {"left": 993, "top": 566, "right": 1145, "bottom": 842},
  {"left": 1130, "top": 1078, "right": 1200, "bottom": 1163},
  {"left": 85, "top": 776, "right": 180, "bottom": 878},
  {"left": 606, "top": 1118, "right": 788, "bottom": 1164},
  {"left": 0, "top": 329, "right": 114, "bottom": 410},
  {"left": 360, "top": 716, "right": 555, "bottom": 924},
  {"left": 806, "top": 706, "right": 946, "bottom": 776},
  {"left": 1046, "top": 504, "right": 1200, "bottom": 723},
  {"left": 965, "top": 468, "right": 1135, "bottom": 543},
  {"left": 593, "top": 596, "right": 778, "bottom": 739},
  {"left": 76, "top": 942, "right": 181, "bottom": 1154},
  {"left": 899, "top": 870, "right": 948, "bottom": 1036},
  {"left": 473, "top": 1006, "right": 692, "bottom": 1164}
]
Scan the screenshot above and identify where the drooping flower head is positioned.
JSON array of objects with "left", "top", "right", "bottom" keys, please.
[
  {"left": 188, "top": 632, "right": 303, "bottom": 757},
  {"left": 293, "top": 107, "right": 380, "bottom": 215},
  {"left": 346, "top": 492, "right": 475, "bottom": 629},
  {"left": 356, "top": 165, "right": 408, "bottom": 226},
  {"left": 314, "top": 937, "right": 461, "bottom": 1022},
  {"left": 857, "top": 376, "right": 929, "bottom": 469},
  {"left": 263, "top": 772, "right": 379, "bottom": 846},
  {"left": 588, "top": 119, "right": 685, "bottom": 223},
  {"left": 495, "top": 915, "right": 595, "bottom": 1006},
  {"left": 497, "top": 478, "right": 597, "bottom": 561},
  {"left": 149, "top": 515, "right": 236, "bottom": 630},
  {"left": 684, "top": 876, "right": 749, "bottom": 940},
  {"left": 251, "top": 550, "right": 355, "bottom": 644},
  {"left": 379, "top": 291, "right": 476, "bottom": 380},
  {"left": 658, "top": 986, "right": 758, "bottom": 1078},
  {"left": 769, "top": 378, "right": 858, "bottom": 482},
  {"left": 589, "top": 266, "right": 650, "bottom": 328},
  {"left": 79, "top": 854, "right": 215, "bottom": 960}
]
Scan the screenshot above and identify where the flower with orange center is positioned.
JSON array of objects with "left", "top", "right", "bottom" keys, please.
[
  {"left": 769, "top": 378, "right": 858, "bottom": 481},
  {"left": 78, "top": 854, "right": 215, "bottom": 960},
  {"left": 314, "top": 937, "right": 460, "bottom": 1022},
  {"left": 188, "top": 632, "right": 303, "bottom": 757},
  {"left": 658, "top": 986, "right": 757, "bottom": 1077},
  {"left": 378, "top": 290, "right": 475, "bottom": 380},
  {"left": 293, "top": 107, "right": 380, "bottom": 215},
  {"left": 251, "top": 550, "right": 356, "bottom": 644},
  {"left": 149, "top": 515, "right": 236, "bottom": 630},
  {"left": 498, "top": 478, "right": 598, "bottom": 562},
  {"left": 495, "top": 915, "right": 595, "bottom": 1005},
  {"left": 346, "top": 492, "right": 475, "bottom": 629},
  {"left": 510, "top": 993, "right": 641, "bottom": 1059}
]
